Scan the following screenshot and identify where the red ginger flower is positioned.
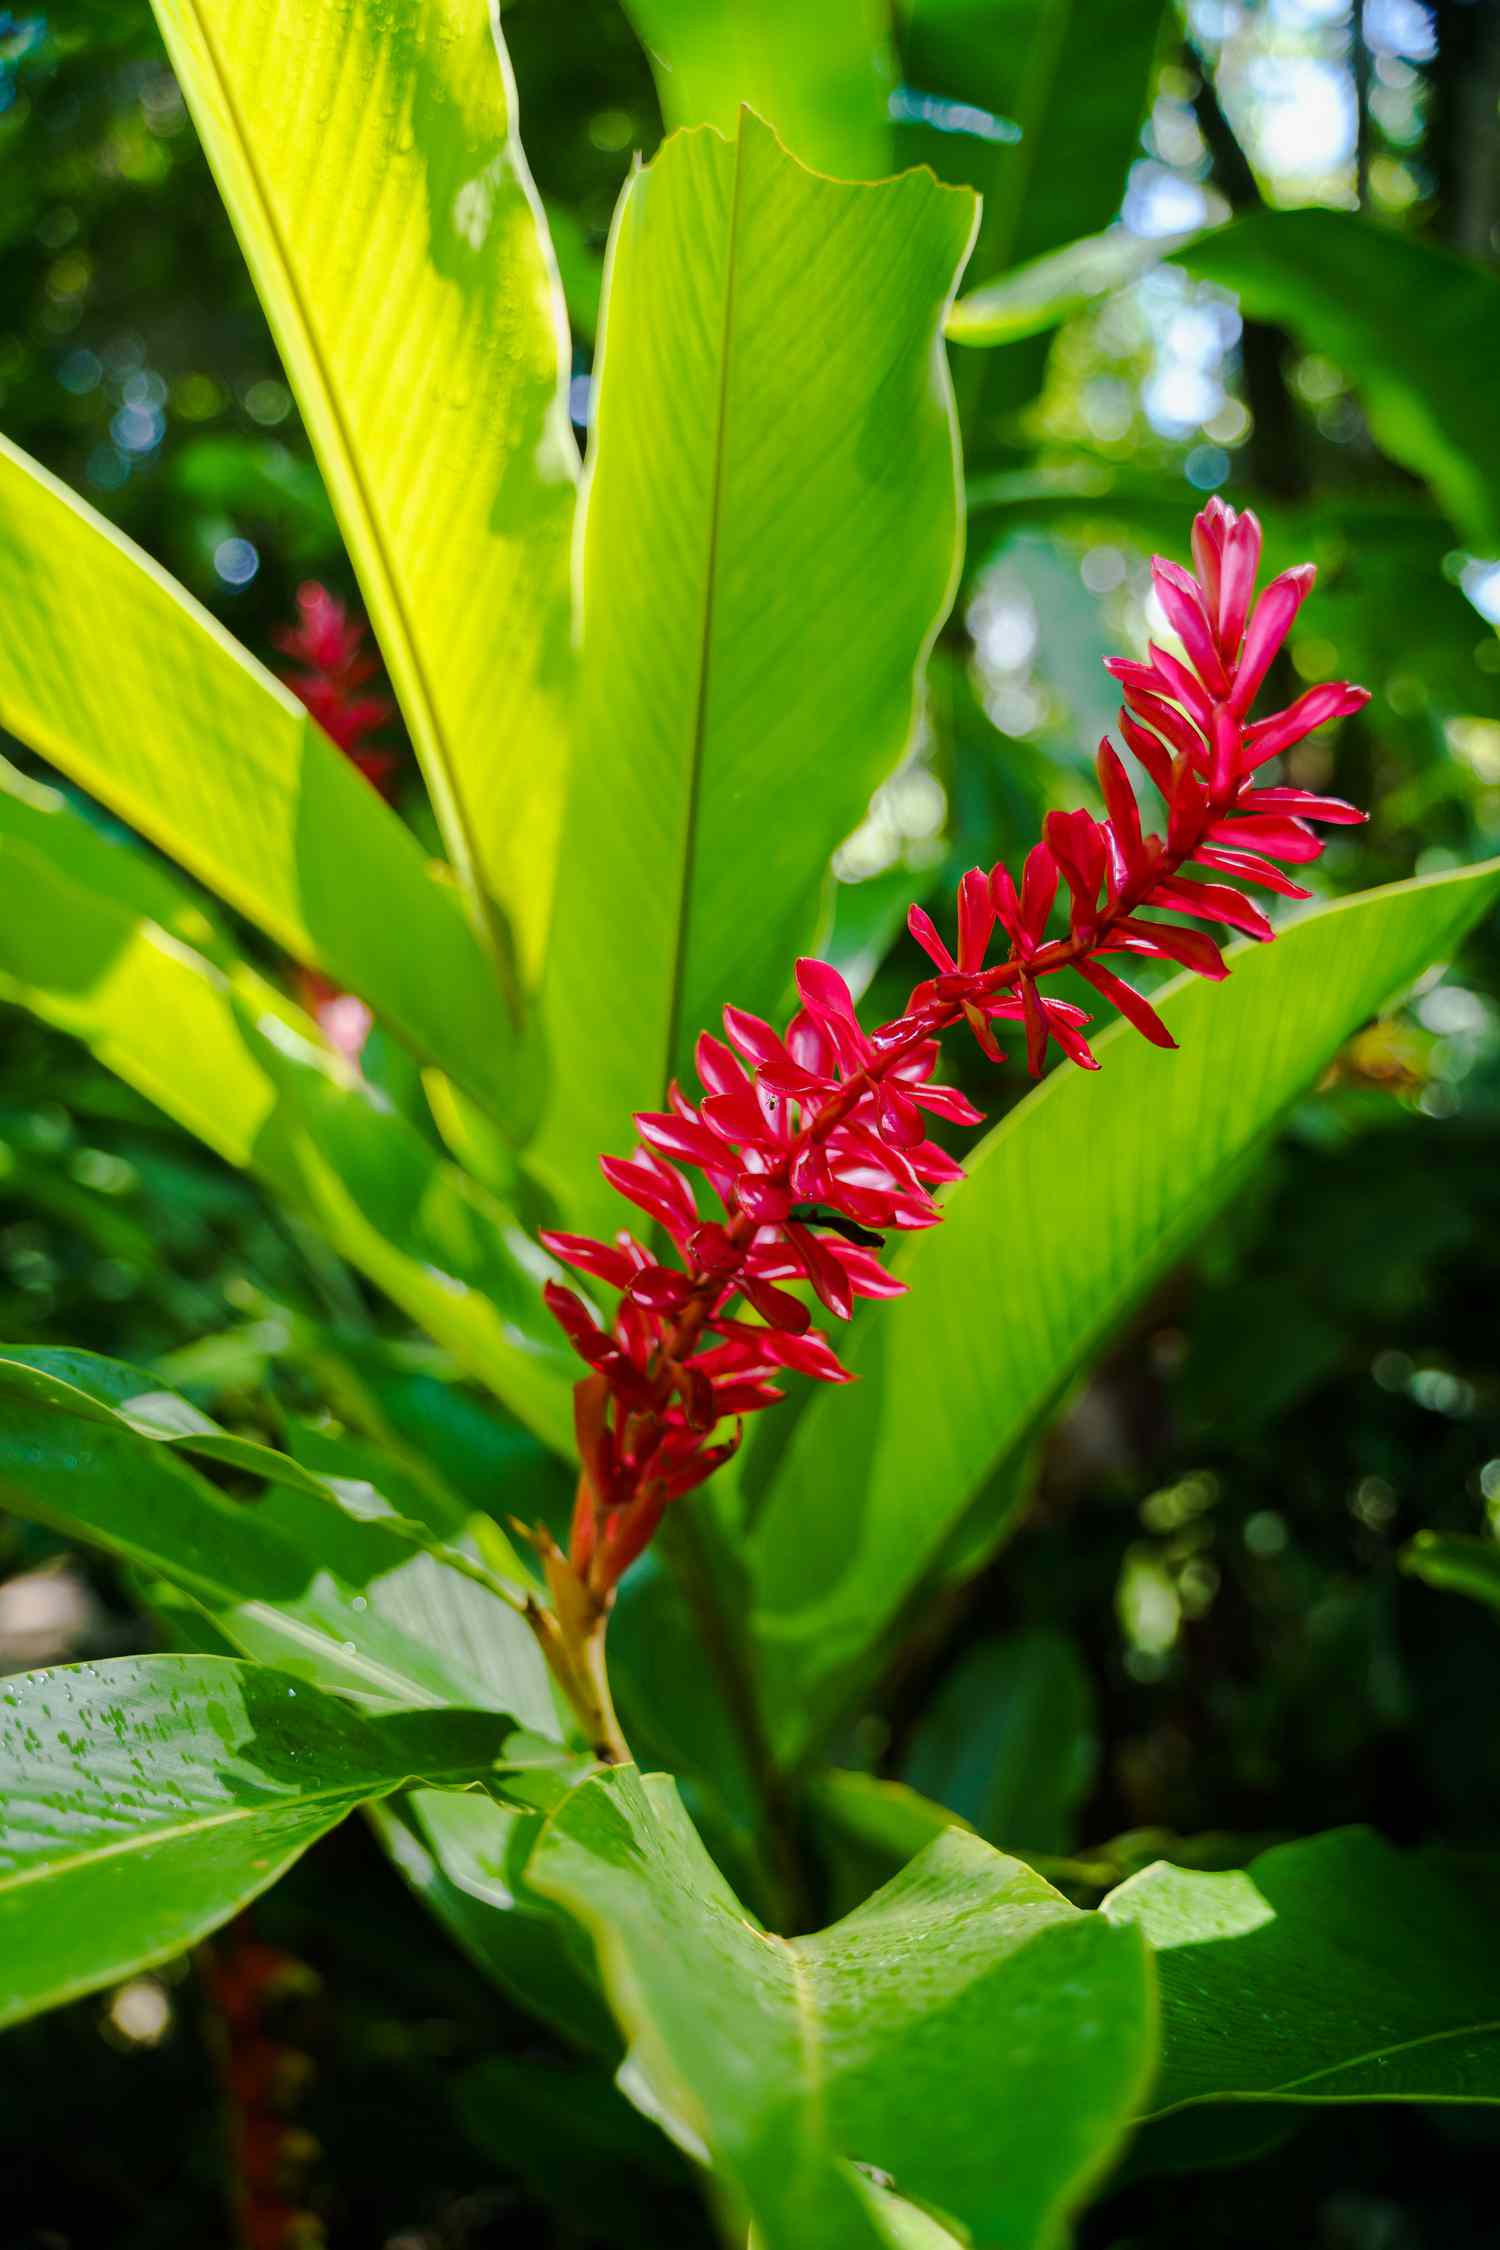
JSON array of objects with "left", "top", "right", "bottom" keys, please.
[
  {"left": 541, "top": 499, "right": 1369, "bottom": 1602},
  {"left": 274, "top": 582, "right": 400, "bottom": 798}
]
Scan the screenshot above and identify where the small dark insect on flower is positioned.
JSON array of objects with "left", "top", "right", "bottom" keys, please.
[{"left": 786, "top": 1204, "right": 888, "bottom": 1249}]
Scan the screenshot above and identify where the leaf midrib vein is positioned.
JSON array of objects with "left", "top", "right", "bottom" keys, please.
[
  {"left": 0, "top": 1759, "right": 490, "bottom": 1894},
  {"left": 177, "top": 1, "right": 513, "bottom": 1004},
  {"left": 660, "top": 119, "right": 748, "bottom": 1091},
  {"left": 1148, "top": 2015, "right": 1500, "bottom": 2118}
]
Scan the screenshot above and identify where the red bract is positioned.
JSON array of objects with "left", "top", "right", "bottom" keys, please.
[
  {"left": 275, "top": 583, "right": 400, "bottom": 798},
  {"left": 541, "top": 500, "right": 1369, "bottom": 1600}
]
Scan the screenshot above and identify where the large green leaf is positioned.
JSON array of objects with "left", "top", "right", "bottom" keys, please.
[
  {"left": 0, "top": 1653, "right": 549, "bottom": 2028},
  {"left": 898, "top": 0, "right": 1166, "bottom": 434},
  {"left": 0, "top": 781, "right": 574, "bottom": 1446},
  {"left": 903, "top": 0, "right": 1165, "bottom": 282},
  {"left": 0, "top": 1348, "right": 614, "bottom": 2043},
  {"left": 148, "top": 0, "right": 578, "bottom": 984},
  {"left": 375, "top": 1787, "right": 618, "bottom": 2055},
  {"left": 527, "top": 1765, "right": 1155, "bottom": 2250},
  {"left": 748, "top": 857, "right": 1500, "bottom": 1760},
  {"left": 900, "top": 1630, "right": 1097, "bottom": 1855},
  {"left": 0, "top": 1345, "right": 555, "bottom": 1723},
  {"left": 529, "top": 114, "right": 976, "bottom": 1223},
  {"left": 0, "top": 439, "right": 511, "bottom": 1119},
  {"left": 621, "top": 0, "right": 896, "bottom": 175},
  {"left": 1104, "top": 1830, "right": 1500, "bottom": 2114},
  {"left": 1179, "top": 210, "right": 1500, "bottom": 551}
]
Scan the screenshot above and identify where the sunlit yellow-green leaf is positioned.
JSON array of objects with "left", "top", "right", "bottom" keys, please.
[
  {"left": 0, "top": 438, "right": 513, "bottom": 1118},
  {"left": 0, "top": 784, "right": 574, "bottom": 1447},
  {"left": 149, "top": 0, "right": 578, "bottom": 986}
]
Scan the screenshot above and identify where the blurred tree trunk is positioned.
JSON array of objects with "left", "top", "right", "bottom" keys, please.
[
  {"left": 1190, "top": 57, "right": 1307, "bottom": 502},
  {"left": 1429, "top": 0, "right": 1500, "bottom": 264}
]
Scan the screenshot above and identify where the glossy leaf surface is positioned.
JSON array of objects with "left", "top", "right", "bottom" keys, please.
[
  {"left": 0, "top": 441, "right": 513, "bottom": 1115},
  {"left": 622, "top": 0, "right": 896, "bottom": 174},
  {"left": 528, "top": 1765, "right": 1155, "bottom": 2249},
  {"left": 0, "top": 1654, "right": 544, "bottom": 2027},
  {"left": 1104, "top": 1829, "right": 1500, "bottom": 2113},
  {"left": 0, "top": 784, "right": 574, "bottom": 1446},
  {"left": 149, "top": 0, "right": 578, "bottom": 981},
  {"left": 0, "top": 1346, "right": 556, "bottom": 1724},
  {"left": 749, "top": 858, "right": 1500, "bottom": 1758},
  {"left": 531, "top": 115, "right": 975, "bottom": 1221}
]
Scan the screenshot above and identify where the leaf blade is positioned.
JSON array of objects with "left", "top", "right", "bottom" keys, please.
[
  {"left": 531, "top": 116, "right": 976, "bottom": 1222},
  {"left": 0, "top": 438, "right": 512, "bottom": 1117},
  {"left": 747, "top": 858, "right": 1500, "bottom": 1759},
  {"left": 148, "top": 0, "right": 579, "bottom": 979},
  {"left": 0, "top": 1346, "right": 555, "bottom": 1723},
  {"left": 528, "top": 1765, "right": 1156, "bottom": 2250},
  {"left": 1103, "top": 1829, "right": 1500, "bottom": 2114},
  {"left": 0, "top": 1654, "right": 537, "bottom": 2028},
  {"left": 621, "top": 0, "right": 897, "bottom": 175},
  {"left": 0, "top": 787, "right": 574, "bottom": 1446}
]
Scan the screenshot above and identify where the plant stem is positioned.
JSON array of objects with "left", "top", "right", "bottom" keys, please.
[{"left": 658, "top": 1506, "right": 814, "bottom": 1930}]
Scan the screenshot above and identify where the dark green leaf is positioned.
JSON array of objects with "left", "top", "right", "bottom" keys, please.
[
  {"left": 1104, "top": 1829, "right": 1500, "bottom": 2114},
  {"left": 528, "top": 1765, "right": 1155, "bottom": 2248},
  {"left": 901, "top": 1630, "right": 1098, "bottom": 1854},
  {"left": 0, "top": 1654, "right": 543, "bottom": 2027},
  {"left": 622, "top": 0, "right": 897, "bottom": 175},
  {"left": 747, "top": 858, "right": 1500, "bottom": 1761},
  {"left": 1179, "top": 211, "right": 1500, "bottom": 549}
]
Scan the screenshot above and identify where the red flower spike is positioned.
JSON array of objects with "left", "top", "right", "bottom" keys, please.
[
  {"left": 539, "top": 1230, "right": 637, "bottom": 1290},
  {"left": 1244, "top": 786, "right": 1365, "bottom": 825},
  {"left": 1216, "top": 507, "right": 1263, "bottom": 660},
  {"left": 1019, "top": 841, "right": 1059, "bottom": 944},
  {"left": 1121, "top": 683, "right": 1208, "bottom": 767},
  {"left": 276, "top": 584, "right": 399, "bottom": 792},
  {"left": 1242, "top": 681, "right": 1371, "bottom": 767},
  {"left": 1144, "top": 641, "right": 1217, "bottom": 733},
  {"left": 957, "top": 867, "right": 996, "bottom": 969},
  {"left": 908, "top": 902, "right": 957, "bottom": 975},
  {"left": 1119, "top": 711, "right": 1176, "bottom": 799},
  {"left": 538, "top": 499, "right": 1370, "bottom": 1607},
  {"left": 1231, "top": 564, "right": 1316, "bottom": 713},
  {"left": 1076, "top": 959, "right": 1176, "bottom": 1049}
]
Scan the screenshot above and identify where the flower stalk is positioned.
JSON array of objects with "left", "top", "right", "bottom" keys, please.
[{"left": 530, "top": 501, "right": 1369, "bottom": 1756}]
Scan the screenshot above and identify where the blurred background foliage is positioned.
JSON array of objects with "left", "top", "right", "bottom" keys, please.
[{"left": 2, "top": 0, "right": 1499, "bottom": 2243}]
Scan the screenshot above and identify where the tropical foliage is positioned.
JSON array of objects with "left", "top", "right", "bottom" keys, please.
[{"left": 2, "top": 2, "right": 1499, "bottom": 2245}]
